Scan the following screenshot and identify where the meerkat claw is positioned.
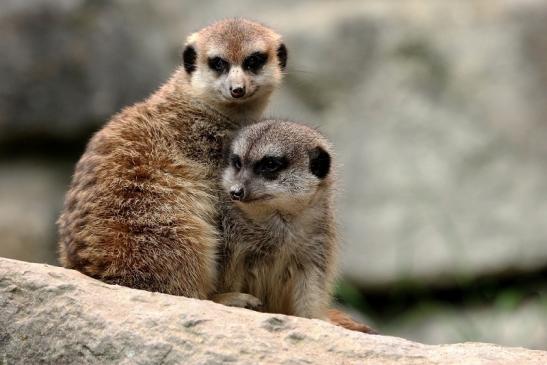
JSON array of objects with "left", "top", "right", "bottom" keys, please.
[{"left": 211, "top": 292, "right": 263, "bottom": 311}]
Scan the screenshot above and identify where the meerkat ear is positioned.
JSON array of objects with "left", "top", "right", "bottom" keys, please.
[
  {"left": 277, "top": 43, "right": 287, "bottom": 70},
  {"left": 182, "top": 44, "right": 197, "bottom": 74},
  {"left": 309, "top": 146, "right": 331, "bottom": 179}
]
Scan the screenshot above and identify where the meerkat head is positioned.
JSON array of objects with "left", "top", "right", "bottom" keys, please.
[
  {"left": 223, "top": 120, "right": 333, "bottom": 217},
  {"left": 181, "top": 19, "right": 287, "bottom": 121}
]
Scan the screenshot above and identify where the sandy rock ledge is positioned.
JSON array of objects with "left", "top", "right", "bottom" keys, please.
[{"left": 0, "top": 257, "right": 545, "bottom": 365}]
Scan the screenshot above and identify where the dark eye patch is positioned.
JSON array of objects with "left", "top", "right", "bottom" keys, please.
[
  {"left": 231, "top": 154, "right": 242, "bottom": 171},
  {"left": 243, "top": 52, "right": 268, "bottom": 73},
  {"left": 253, "top": 155, "right": 288, "bottom": 180},
  {"left": 208, "top": 56, "right": 230, "bottom": 73}
]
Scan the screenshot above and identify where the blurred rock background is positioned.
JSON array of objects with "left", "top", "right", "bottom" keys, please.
[{"left": 1, "top": 0, "right": 546, "bottom": 349}]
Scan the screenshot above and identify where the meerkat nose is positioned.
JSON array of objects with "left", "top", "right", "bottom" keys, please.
[
  {"left": 230, "top": 86, "right": 246, "bottom": 98},
  {"left": 230, "top": 186, "right": 245, "bottom": 201}
]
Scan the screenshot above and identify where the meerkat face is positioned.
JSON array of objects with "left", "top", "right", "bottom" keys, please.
[
  {"left": 182, "top": 19, "right": 287, "bottom": 108},
  {"left": 223, "top": 121, "right": 332, "bottom": 216}
]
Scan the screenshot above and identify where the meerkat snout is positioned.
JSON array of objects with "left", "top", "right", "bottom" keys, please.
[
  {"left": 230, "top": 86, "right": 245, "bottom": 99},
  {"left": 229, "top": 184, "right": 245, "bottom": 201},
  {"left": 227, "top": 67, "right": 247, "bottom": 99}
]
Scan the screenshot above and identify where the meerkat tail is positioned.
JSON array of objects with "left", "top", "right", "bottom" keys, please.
[{"left": 326, "top": 308, "right": 378, "bottom": 335}]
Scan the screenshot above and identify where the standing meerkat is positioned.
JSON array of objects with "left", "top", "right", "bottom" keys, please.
[
  {"left": 217, "top": 120, "right": 338, "bottom": 319},
  {"left": 57, "top": 18, "right": 287, "bottom": 300}
]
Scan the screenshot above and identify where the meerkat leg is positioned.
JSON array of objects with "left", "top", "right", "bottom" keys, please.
[
  {"left": 210, "top": 255, "right": 262, "bottom": 310},
  {"left": 211, "top": 292, "right": 263, "bottom": 310},
  {"left": 291, "top": 269, "right": 330, "bottom": 319},
  {"left": 212, "top": 243, "right": 263, "bottom": 309}
]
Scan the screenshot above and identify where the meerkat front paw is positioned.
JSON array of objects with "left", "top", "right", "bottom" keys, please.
[{"left": 211, "top": 292, "right": 263, "bottom": 310}]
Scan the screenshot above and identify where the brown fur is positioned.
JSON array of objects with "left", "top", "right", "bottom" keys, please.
[
  {"left": 58, "top": 75, "right": 227, "bottom": 298},
  {"left": 192, "top": 19, "right": 281, "bottom": 63}
]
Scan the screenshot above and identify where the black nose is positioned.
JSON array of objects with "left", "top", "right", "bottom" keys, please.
[
  {"left": 230, "top": 186, "right": 245, "bottom": 201},
  {"left": 230, "top": 86, "right": 246, "bottom": 98}
]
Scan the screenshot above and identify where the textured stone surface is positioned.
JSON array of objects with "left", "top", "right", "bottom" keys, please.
[
  {"left": 1, "top": 257, "right": 546, "bottom": 365},
  {"left": 319, "top": 0, "right": 547, "bottom": 287},
  {"left": 0, "top": 0, "right": 175, "bottom": 138}
]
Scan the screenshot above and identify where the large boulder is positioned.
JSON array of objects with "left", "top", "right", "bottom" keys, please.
[
  {"left": 0, "top": 0, "right": 176, "bottom": 139},
  {"left": 1, "top": 257, "right": 546, "bottom": 365},
  {"left": 313, "top": 1, "right": 547, "bottom": 287}
]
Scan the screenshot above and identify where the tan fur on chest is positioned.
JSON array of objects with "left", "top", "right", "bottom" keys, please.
[
  {"left": 220, "top": 208, "right": 332, "bottom": 317},
  {"left": 243, "top": 240, "right": 299, "bottom": 315}
]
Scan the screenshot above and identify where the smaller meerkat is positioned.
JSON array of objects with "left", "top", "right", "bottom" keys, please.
[{"left": 216, "top": 120, "right": 337, "bottom": 319}]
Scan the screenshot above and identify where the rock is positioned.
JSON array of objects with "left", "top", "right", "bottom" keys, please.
[
  {"left": 0, "top": 0, "right": 176, "bottom": 139},
  {"left": 279, "top": 1, "right": 547, "bottom": 287},
  {"left": 0, "top": 257, "right": 546, "bottom": 364},
  {"left": 0, "top": 161, "right": 70, "bottom": 265}
]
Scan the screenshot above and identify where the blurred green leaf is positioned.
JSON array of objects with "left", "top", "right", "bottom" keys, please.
[{"left": 495, "top": 290, "right": 523, "bottom": 311}]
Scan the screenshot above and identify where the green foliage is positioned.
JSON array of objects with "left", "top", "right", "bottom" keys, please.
[{"left": 334, "top": 279, "right": 371, "bottom": 314}]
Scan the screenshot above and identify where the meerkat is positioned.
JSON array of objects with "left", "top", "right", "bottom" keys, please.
[
  {"left": 215, "top": 119, "right": 337, "bottom": 319},
  {"left": 57, "top": 18, "right": 287, "bottom": 300},
  {"left": 216, "top": 120, "right": 377, "bottom": 334}
]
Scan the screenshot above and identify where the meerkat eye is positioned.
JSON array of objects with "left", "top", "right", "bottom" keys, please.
[
  {"left": 264, "top": 158, "right": 279, "bottom": 170},
  {"left": 231, "top": 155, "right": 242, "bottom": 171},
  {"left": 208, "top": 57, "right": 230, "bottom": 73},
  {"left": 243, "top": 52, "right": 268, "bottom": 73},
  {"left": 254, "top": 156, "right": 288, "bottom": 178}
]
